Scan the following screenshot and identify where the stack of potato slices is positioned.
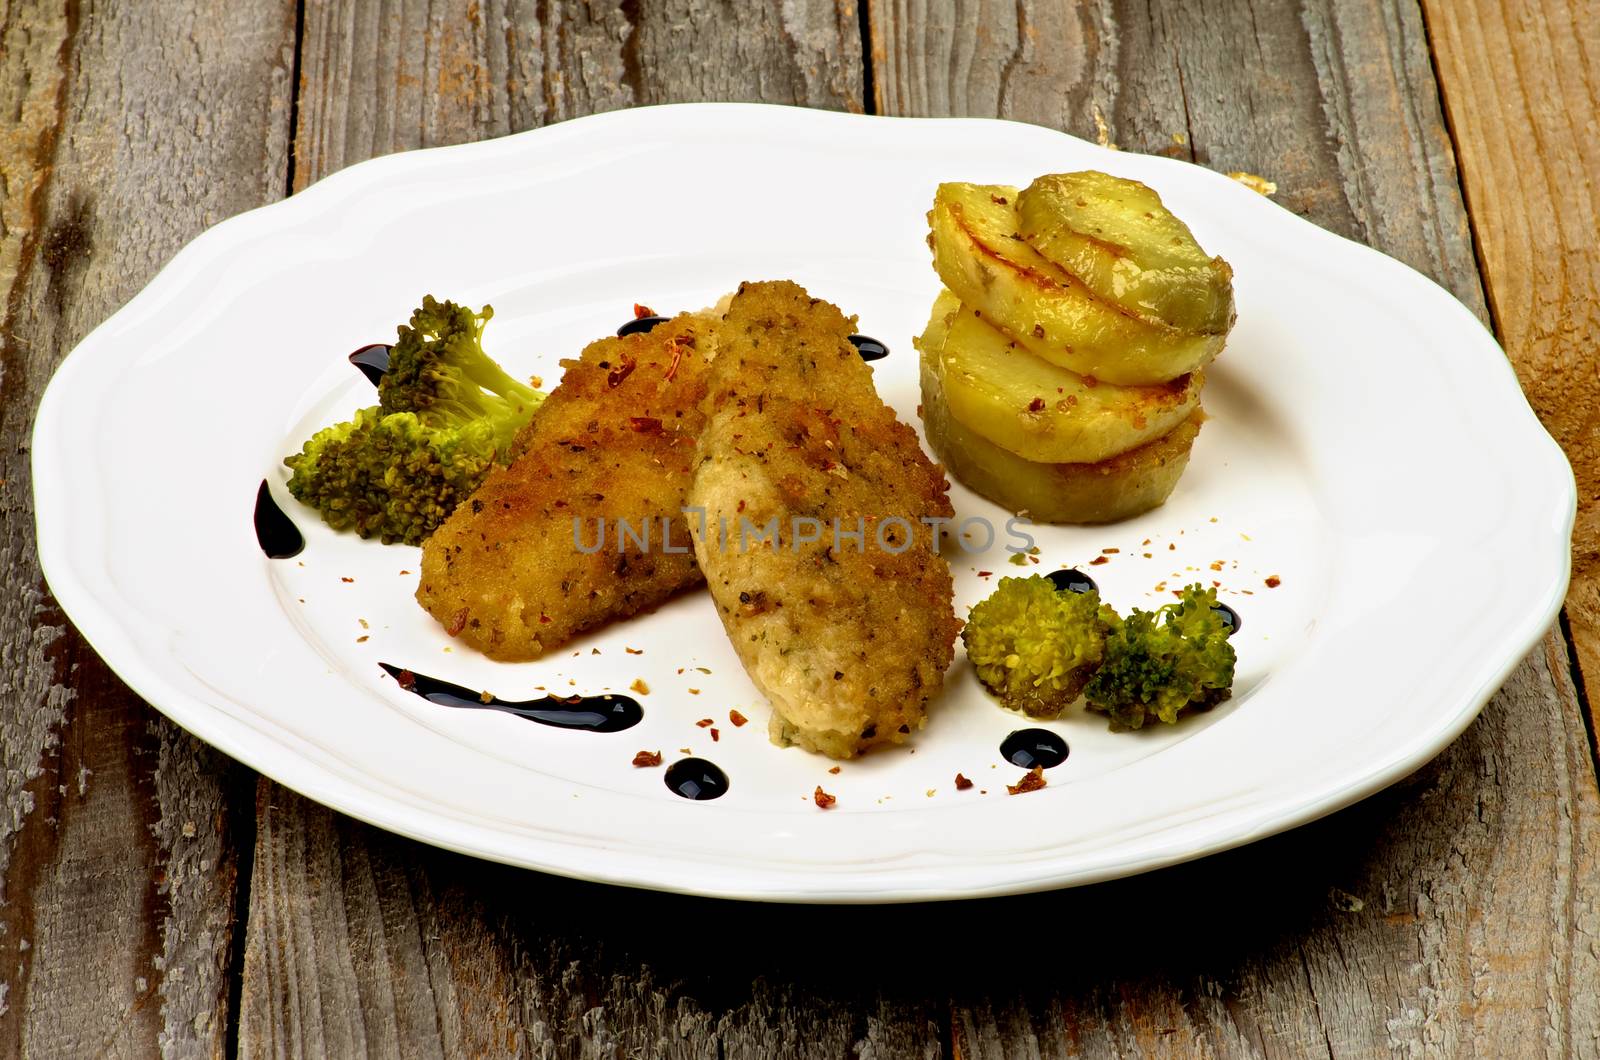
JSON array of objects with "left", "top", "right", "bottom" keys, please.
[{"left": 918, "top": 173, "right": 1235, "bottom": 523}]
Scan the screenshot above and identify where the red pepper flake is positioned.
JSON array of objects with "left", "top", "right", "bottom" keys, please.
[
  {"left": 687, "top": 688, "right": 701, "bottom": 695},
  {"left": 955, "top": 773, "right": 974, "bottom": 791},
  {"left": 977, "top": 570, "right": 994, "bottom": 578},
  {"left": 709, "top": 728, "right": 720, "bottom": 741},
  {"left": 729, "top": 709, "right": 748, "bottom": 727},
  {"left": 663, "top": 337, "right": 685, "bottom": 381},
  {"left": 629, "top": 416, "right": 665, "bottom": 434},
  {"left": 1209, "top": 560, "right": 1225, "bottom": 571},
  {"left": 394, "top": 668, "right": 417, "bottom": 691},
  {"left": 1266, "top": 575, "right": 1282, "bottom": 588},
  {"left": 828, "top": 765, "right": 841, "bottom": 775},
  {"left": 630, "top": 678, "right": 651, "bottom": 695},
  {"left": 990, "top": 194, "right": 1009, "bottom": 205},
  {"left": 340, "top": 576, "right": 354, "bottom": 583},
  {"left": 1007, "top": 767, "right": 1047, "bottom": 795},
  {"left": 1032, "top": 323, "right": 1046, "bottom": 339},
  {"left": 625, "top": 646, "right": 644, "bottom": 655},
  {"left": 632, "top": 303, "right": 656, "bottom": 318},
  {"left": 632, "top": 750, "right": 663, "bottom": 767},
  {"left": 1027, "top": 396, "right": 1046, "bottom": 412},
  {"left": 1083, "top": 375, "right": 1098, "bottom": 388},
  {"left": 399, "top": 569, "right": 411, "bottom": 575},
  {"left": 607, "top": 357, "right": 637, "bottom": 388},
  {"left": 1102, "top": 548, "right": 1119, "bottom": 554},
  {"left": 356, "top": 635, "right": 369, "bottom": 644},
  {"left": 813, "top": 786, "right": 837, "bottom": 809},
  {"left": 695, "top": 718, "right": 714, "bottom": 727},
  {"left": 447, "top": 608, "right": 469, "bottom": 636},
  {"left": 1090, "top": 555, "right": 1110, "bottom": 565},
  {"left": 538, "top": 614, "right": 551, "bottom": 625}
]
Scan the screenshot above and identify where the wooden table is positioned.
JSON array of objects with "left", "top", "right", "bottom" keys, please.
[{"left": 4, "top": 1, "right": 1598, "bottom": 1056}]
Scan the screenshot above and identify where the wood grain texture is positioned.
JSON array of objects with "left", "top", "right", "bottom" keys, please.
[
  {"left": 240, "top": 782, "right": 955, "bottom": 1059},
  {"left": 0, "top": 0, "right": 295, "bottom": 1054},
  {"left": 871, "top": 0, "right": 1600, "bottom": 1055},
  {"left": 5, "top": 0, "right": 1592, "bottom": 1057},
  {"left": 1421, "top": 0, "right": 1600, "bottom": 754},
  {"left": 289, "top": 0, "right": 865, "bottom": 191}
]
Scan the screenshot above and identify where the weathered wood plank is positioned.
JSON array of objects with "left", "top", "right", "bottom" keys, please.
[
  {"left": 1420, "top": 0, "right": 1600, "bottom": 753},
  {"left": 242, "top": 781, "right": 960, "bottom": 1059},
  {"left": 0, "top": 0, "right": 296, "bottom": 1054},
  {"left": 871, "top": 0, "right": 1600, "bottom": 1055},
  {"left": 289, "top": 0, "right": 865, "bottom": 191}
]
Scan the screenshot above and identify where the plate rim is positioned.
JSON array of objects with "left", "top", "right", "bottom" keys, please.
[{"left": 31, "top": 102, "right": 1577, "bottom": 902}]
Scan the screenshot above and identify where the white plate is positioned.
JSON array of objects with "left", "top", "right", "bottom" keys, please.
[{"left": 33, "top": 104, "right": 1574, "bottom": 902}]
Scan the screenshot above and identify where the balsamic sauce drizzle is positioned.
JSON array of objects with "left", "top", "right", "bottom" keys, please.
[
  {"left": 664, "top": 757, "right": 730, "bottom": 801},
  {"left": 1212, "top": 601, "right": 1241, "bottom": 635},
  {"left": 1000, "top": 728, "right": 1071, "bottom": 770},
  {"left": 254, "top": 480, "right": 304, "bottom": 559},
  {"left": 1046, "top": 568, "right": 1097, "bottom": 595},
  {"left": 348, "top": 343, "right": 393, "bottom": 385},
  {"left": 847, "top": 334, "right": 889, "bottom": 361},
  {"left": 379, "top": 663, "right": 643, "bottom": 732},
  {"left": 617, "top": 315, "right": 669, "bottom": 337}
]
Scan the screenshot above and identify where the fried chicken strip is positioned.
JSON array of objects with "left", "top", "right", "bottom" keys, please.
[
  {"left": 688, "top": 281, "right": 960, "bottom": 758},
  {"left": 416, "top": 313, "right": 715, "bottom": 659}
]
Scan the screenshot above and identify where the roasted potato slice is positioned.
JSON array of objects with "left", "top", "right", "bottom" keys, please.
[
  {"left": 1016, "top": 171, "right": 1234, "bottom": 335},
  {"left": 929, "top": 182, "right": 1223, "bottom": 385},
  {"left": 938, "top": 295, "right": 1201, "bottom": 464},
  {"left": 919, "top": 299, "right": 1200, "bottom": 523}
]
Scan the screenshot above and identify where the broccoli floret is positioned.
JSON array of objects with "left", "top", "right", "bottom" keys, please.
[
  {"left": 283, "top": 298, "right": 544, "bottom": 546},
  {"left": 283, "top": 408, "right": 502, "bottom": 545},
  {"left": 1083, "top": 583, "right": 1236, "bottom": 730},
  {"left": 961, "top": 575, "right": 1110, "bottom": 718},
  {"left": 380, "top": 297, "right": 542, "bottom": 451}
]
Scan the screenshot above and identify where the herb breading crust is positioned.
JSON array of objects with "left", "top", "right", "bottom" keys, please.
[
  {"left": 415, "top": 312, "right": 716, "bottom": 659},
  {"left": 687, "top": 281, "right": 961, "bottom": 759}
]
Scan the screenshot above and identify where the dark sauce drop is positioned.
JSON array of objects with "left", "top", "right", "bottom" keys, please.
[
  {"left": 1212, "top": 601, "right": 1241, "bottom": 635},
  {"left": 348, "top": 343, "right": 393, "bottom": 385},
  {"left": 1046, "top": 568, "right": 1097, "bottom": 595},
  {"left": 664, "top": 757, "right": 729, "bottom": 801},
  {"left": 254, "top": 480, "right": 304, "bottom": 559},
  {"left": 1000, "top": 728, "right": 1070, "bottom": 770},
  {"left": 848, "top": 334, "right": 889, "bottom": 361},
  {"left": 379, "top": 663, "right": 642, "bottom": 732},
  {"left": 617, "top": 315, "right": 670, "bottom": 337}
]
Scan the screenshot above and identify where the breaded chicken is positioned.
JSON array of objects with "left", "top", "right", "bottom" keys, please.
[
  {"left": 688, "top": 281, "right": 960, "bottom": 759},
  {"left": 416, "top": 313, "right": 716, "bottom": 659}
]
